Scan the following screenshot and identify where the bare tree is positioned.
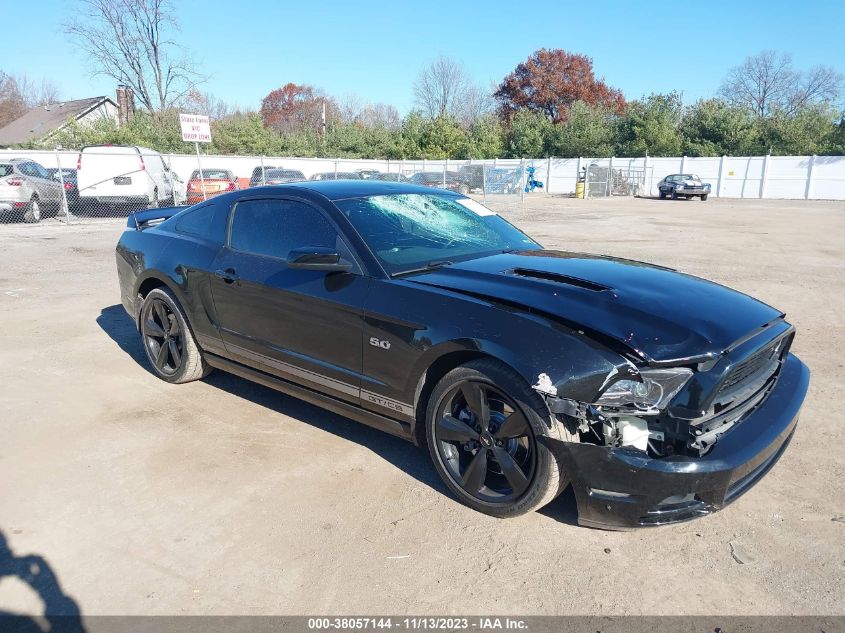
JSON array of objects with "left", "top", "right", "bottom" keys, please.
[
  {"left": 183, "top": 89, "right": 234, "bottom": 120},
  {"left": 0, "top": 71, "right": 25, "bottom": 127},
  {"left": 720, "top": 50, "right": 843, "bottom": 117},
  {"left": 413, "top": 56, "right": 471, "bottom": 118},
  {"left": 339, "top": 94, "right": 401, "bottom": 129},
  {"left": 65, "top": 0, "right": 201, "bottom": 113},
  {"left": 456, "top": 83, "right": 495, "bottom": 126},
  {"left": 0, "top": 71, "right": 62, "bottom": 127}
]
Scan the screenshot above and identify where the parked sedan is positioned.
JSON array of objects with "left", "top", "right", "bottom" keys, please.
[
  {"left": 46, "top": 167, "right": 81, "bottom": 213},
  {"left": 186, "top": 169, "right": 239, "bottom": 205},
  {"left": 248, "top": 165, "right": 277, "bottom": 187},
  {"left": 658, "top": 174, "right": 711, "bottom": 200},
  {"left": 0, "top": 159, "right": 63, "bottom": 223},
  {"left": 310, "top": 171, "right": 362, "bottom": 181},
  {"left": 115, "top": 181, "right": 808, "bottom": 529},
  {"left": 261, "top": 169, "right": 306, "bottom": 185},
  {"left": 373, "top": 173, "right": 410, "bottom": 182},
  {"left": 409, "top": 171, "right": 469, "bottom": 194}
]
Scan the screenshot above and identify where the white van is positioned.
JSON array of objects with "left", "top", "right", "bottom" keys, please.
[{"left": 76, "top": 145, "right": 182, "bottom": 209}]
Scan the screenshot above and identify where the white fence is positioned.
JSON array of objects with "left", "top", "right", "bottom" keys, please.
[{"left": 2, "top": 149, "right": 844, "bottom": 201}]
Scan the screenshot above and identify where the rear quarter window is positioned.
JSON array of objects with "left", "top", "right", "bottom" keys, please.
[
  {"left": 0, "top": 164, "right": 11, "bottom": 177},
  {"left": 174, "top": 203, "right": 226, "bottom": 243}
]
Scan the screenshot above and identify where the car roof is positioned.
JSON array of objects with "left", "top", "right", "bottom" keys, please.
[{"left": 252, "top": 179, "right": 462, "bottom": 201}]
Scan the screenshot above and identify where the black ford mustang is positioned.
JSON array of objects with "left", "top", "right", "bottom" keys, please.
[{"left": 115, "top": 181, "right": 809, "bottom": 529}]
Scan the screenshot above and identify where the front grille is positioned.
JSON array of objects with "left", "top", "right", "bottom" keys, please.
[{"left": 717, "top": 337, "right": 784, "bottom": 396}]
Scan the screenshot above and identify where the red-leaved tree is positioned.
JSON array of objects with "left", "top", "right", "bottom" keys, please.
[
  {"left": 260, "top": 83, "right": 336, "bottom": 134},
  {"left": 494, "top": 49, "right": 626, "bottom": 123}
]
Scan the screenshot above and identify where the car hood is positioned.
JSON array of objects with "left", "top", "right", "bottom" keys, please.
[{"left": 406, "top": 250, "right": 782, "bottom": 363}]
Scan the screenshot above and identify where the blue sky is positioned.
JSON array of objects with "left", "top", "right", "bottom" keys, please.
[{"left": 7, "top": 0, "right": 844, "bottom": 113}]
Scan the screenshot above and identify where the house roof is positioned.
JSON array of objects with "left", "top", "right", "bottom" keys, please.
[{"left": 0, "top": 96, "right": 117, "bottom": 146}]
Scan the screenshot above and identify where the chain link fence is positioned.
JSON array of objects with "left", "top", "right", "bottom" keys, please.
[{"left": 0, "top": 149, "right": 555, "bottom": 226}]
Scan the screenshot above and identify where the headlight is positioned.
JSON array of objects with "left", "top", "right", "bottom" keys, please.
[{"left": 594, "top": 368, "right": 693, "bottom": 412}]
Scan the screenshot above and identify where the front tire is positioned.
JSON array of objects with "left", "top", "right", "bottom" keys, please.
[
  {"left": 701, "top": 194, "right": 708, "bottom": 201},
  {"left": 426, "top": 359, "right": 569, "bottom": 518},
  {"left": 140, "top": 287, "right": 211, "bottom": 383}
]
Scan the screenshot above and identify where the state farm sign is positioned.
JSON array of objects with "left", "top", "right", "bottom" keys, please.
[{"left": 179, "top": 113, "right": 212, "bottom": 143}]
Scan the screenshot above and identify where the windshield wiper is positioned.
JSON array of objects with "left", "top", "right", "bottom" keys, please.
[{"left": 392, "top": 260, "right": 454, "bottom": 278}]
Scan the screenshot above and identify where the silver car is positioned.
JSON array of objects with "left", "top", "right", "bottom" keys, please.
[
  {"left": 657, "top": 173, "right": 711, "bottom": 200},
  {"left": 0, "top": 159, "right": 64, "bottom": 223}
]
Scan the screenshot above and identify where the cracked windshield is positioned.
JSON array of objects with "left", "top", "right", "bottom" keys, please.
[{"left": 335, "top": 193, "right": 540, "bottom": 275}]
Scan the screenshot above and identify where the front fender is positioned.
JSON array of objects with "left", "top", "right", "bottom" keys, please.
[{"left": 398, "top": 304, "right": 633, "bottom": 439}]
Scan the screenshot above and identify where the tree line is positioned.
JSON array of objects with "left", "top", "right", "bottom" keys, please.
[{"left": 1, "top": 0, "right": 842, "bottom": 158}]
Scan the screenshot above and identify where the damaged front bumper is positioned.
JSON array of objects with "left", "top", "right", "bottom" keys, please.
[{"left": 547, "top": 353, "right": 810, "bottom": 530}]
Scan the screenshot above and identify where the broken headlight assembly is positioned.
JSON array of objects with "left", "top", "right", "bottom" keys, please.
[{"left": 594, "top": 368, "right": 693, "bottom": 414}]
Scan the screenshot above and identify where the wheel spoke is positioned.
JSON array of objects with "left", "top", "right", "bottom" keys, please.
[
  {"left": 437, "top": 415, "right": 477, "bottom": 442},
  {"left": 154, "top": 340, "right": 169, "bottom": 369},
  {"left": 168, "top": 339, "right": 181, "bottom": 368},
  {"left": 493, "top": 447, "right": 529, "bottom": 495},
  {"left": 143, "top": 319, "right": 166, "bottom": 339},
  {"left": 462, "top": 449, "right": 488, "bottom": 493},
  {"left": 168, "top": 317, "right": 180, "bottom": 336},
  {"left": 493, "top": 411, "right": 529, "bottom": 439},
  {"left": 461, "top": 383, "right": 490, "bottom": 429},
  {"left": 154, "top": 301, "right": 168, "bottom": 329}
]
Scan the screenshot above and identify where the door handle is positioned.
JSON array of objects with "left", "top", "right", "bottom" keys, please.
[{"left": 214, "top": 268, "right": 239, "bottom": 283}]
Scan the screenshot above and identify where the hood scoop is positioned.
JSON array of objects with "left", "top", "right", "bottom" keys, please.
[{"left": 508, "top": 268, "right": 611, "bottom": 292}]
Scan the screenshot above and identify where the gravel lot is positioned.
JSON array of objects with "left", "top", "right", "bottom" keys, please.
[{"left": 1, "top": 195, "right": 843, "bottom": 616}]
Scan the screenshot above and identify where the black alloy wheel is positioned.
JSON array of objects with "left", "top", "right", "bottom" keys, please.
[
  {"left": 142, "top": 297, "right": 184, "bottom": 376},
  {"left": 433, "top": 380, "right": 536, "bottom": 504}
]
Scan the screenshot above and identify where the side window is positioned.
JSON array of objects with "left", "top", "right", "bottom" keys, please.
[
  {"left": 230, "top": 199, "right": 338, "bottom": 260},
  {"left": 175, "top": 203, "right": 219, "bottom": 241},
  {"left": 17, "top": 162, "right": 34, "bottom": 177}
]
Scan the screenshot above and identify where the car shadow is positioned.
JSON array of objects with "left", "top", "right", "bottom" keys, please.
[
  {"left": 637, "top": 195, "right": 696, "bottom": 202},
  {"left": 96, "top": 304, "right": 579, "bottom": 526},
  {"left": 0, "top": 529, "right": 86, "bottom": 632}
]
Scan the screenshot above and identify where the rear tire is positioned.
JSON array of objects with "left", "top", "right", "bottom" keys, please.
[
  {"left": 658, "top": 190, "right": 666, "bottom": 199},
  {"left": 139, "top": 287, "right": 211, "bottom": 384},
  {"left": 426, "top": 358, "right": 570, "bottom": 518},
  {"left": 23, "top": 197, "right": 41, "bottom": 223}
]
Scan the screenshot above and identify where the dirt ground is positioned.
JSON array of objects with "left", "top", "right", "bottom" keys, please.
[{"left": 1, "top": 195, "right": 844, "bottom": 617}]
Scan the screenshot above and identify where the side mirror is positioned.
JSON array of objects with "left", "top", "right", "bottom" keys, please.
[{"left": 287, "top": 246, "right": 352, "bottom": 273}]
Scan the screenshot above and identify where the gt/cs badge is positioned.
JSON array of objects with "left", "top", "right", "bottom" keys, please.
[{"left": 369, "top": 337, "right": 391, "bottom": 350}]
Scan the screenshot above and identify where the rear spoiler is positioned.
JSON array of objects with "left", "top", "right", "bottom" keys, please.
[{"left": 127, "top": 206, "right": 188, "bottom": 230}]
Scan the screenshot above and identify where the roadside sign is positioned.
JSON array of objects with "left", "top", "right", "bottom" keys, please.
[{"left": 179, "top": 113, "right": 212, "bottom": 143}]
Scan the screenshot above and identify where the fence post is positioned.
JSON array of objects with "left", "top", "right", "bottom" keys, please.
[
  {"left": 520, "top": 158, "right": 525, "bottom": 203},
  {"left": 576, "top": 156, "right": 582, "bottom": 193},
  {"left": 54, "top": 147, "right": 70, "bottom": 224},
  {"left": 804, "top": 154, "right": 816, "bottom": 200},
  {"left": 759, "top": 154, "right": 770, "bottom": 199},
  {"left": 680, "top": 155, "right": 686, "bottom": 175},
  {"left": 608, "top": 156, "right": 614, "bottom": 196},
  {"left": 334, "top": 160, "right": 338, "bottom": 178},
  {"left": 443, "top": 160, "right": 447, "bottom": 187},
  {"left": 546, "top": 156, "right": 552, "bottom": 193},
  {"left": 716, "top": 155, "right": 725, "bottom": 198},
  {"left": 642, "top": 152, "right": 649, "bottom": 197},
  {"left": 482, "top": 161, "right": 487, "bottom": 204},
  {"left": 164, "top": 153, "right": 177, "bottom": 205},
  {"left": 260, "top": 155, "right": 266, "bottom": 185}
]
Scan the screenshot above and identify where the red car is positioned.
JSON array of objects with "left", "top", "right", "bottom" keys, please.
[{"left": 186, "top": 169, "right": 238, "bottom": 205}]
